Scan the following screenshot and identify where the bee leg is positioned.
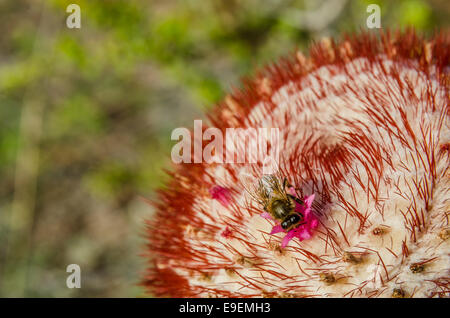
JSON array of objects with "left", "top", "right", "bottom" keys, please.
[
  {"left": 283, "top": 177, "right": 294, "bottom": 190},
  {"left": 291, "top": 222, "right": 307, "bottom": 230},
  {"left": 284, "top": 178, "right": 301, "bottom": 199},
  {"left": 288, "top": 194, "right": 304, "bottom": 205}
]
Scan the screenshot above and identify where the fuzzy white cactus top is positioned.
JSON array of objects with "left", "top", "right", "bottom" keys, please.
[{"left": 144, "top": 30, "right": 449, "bottom": 298}]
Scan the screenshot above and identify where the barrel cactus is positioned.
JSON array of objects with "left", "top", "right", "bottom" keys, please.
[{"left": 143, "top": 29, "right": 449, "bottom": 298}]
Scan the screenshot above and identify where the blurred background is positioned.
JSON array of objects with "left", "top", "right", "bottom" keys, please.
[{"left": 0, "top": 0, "right": 448, "bottom": 297}]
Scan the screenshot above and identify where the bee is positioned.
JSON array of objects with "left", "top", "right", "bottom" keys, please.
[{"left": 245, "top": 173, "right": 305, "bottom": 231}]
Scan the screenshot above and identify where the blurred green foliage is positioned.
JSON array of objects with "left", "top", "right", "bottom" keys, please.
[{"left": 0, "top": 0, "right": 448, "bottom": 297}]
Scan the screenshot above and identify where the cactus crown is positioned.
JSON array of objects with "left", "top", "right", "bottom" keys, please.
[{"left": 143, "top": 29, "right": 449, "bottom": 298}]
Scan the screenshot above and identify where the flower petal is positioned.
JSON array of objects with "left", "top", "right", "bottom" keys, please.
[
  {"left": 304, "top": 194, "right": 315, "bottom": 208},
  {"left": 295, "top": 228, "right": 312, "bottom": 241},
  {"left": 309, "top": 217, "right": 319, "bottom": 229},
  {"left": 281, "top": 230, "right": 296, "bottom": 248},
  {"left": 288, "top": 187, "right": 296, "bottom": 196},
  {"left": 270, "top": 224, "right": 284, "bottom": 235},
  {"left": 209, "top": 185, "right": 231, "bottom": 207},
  {"left": 260, "top": 212, "right": 272, "bottom": 219}
]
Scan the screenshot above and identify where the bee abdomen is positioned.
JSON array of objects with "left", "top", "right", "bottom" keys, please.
[
  {"left": 281, "top": 213, "right": 302, "bottom": 230},
  {"left": 270, "top": 199, "right": 291, "bottom": 219}
]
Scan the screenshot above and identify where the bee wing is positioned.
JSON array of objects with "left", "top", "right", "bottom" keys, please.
[
  {"left": 261, "top": 173, "right": 289, "bottom": 201},
  {"left": 240, "top": 172, "right": 270, "bottom": 207}
]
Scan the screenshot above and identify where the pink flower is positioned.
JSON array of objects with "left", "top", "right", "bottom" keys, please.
[
  {"left": 261, "top": 189, "right": 318, "bottom": 248},
  {"left": 209, "top": 185, "right": 232, "bottom": 207},
  {"left": 221, "top": 227, "right": 232, "bottom": 238}
]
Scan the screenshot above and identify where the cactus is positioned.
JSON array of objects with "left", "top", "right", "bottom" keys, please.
[{"left": 143, "top": 30, "right": 449, "bottom": 298}]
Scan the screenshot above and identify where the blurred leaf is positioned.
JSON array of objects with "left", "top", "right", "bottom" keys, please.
[{"left": 398, "top": 0, "right": 432, "bottom": 29}]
